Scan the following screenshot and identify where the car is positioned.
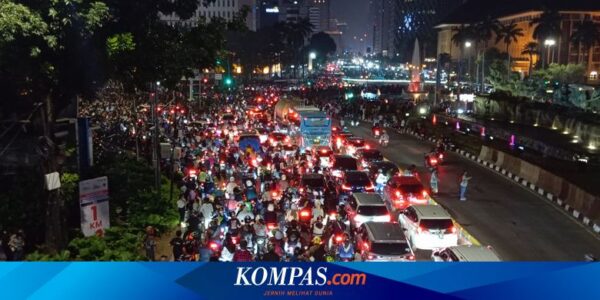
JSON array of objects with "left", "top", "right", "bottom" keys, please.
[
  {"left": 330, "top": 155, "right": 358, "bottom": 178},
  {"left": 398, "top": 205, "right": 458, "bottom": 250},
  {"left": 338, "top": 171, "right": 375, "bottom": 201},
  {"left": 355, "top": 222, "right": 415, "bottom": 261},
  {"left": 432, "top": 245, "right": 502, "bottom": 262},
  {"left": 343, "top": 137, "right": 367, "bottom": 156},
  {"left": 299, "top": 173, "right": 327, "bottom": 195},
  {"left": 219, "top": 113, "right": 237, "bottom": 125},
  {"left": 269, "top": 132, "right": 290, "bottom": 147},
  {"left": 333, "top": 132, "right": 353, "bottom": 151},
  {"left": 368, "top": 161, "right": 400, "bottom": 182},
  {"left": 345, "top": 193, "right": 390, "bottom": 228},
  {"left": 383, "top": 176, "right": 430, "bottom": 211},
  {"left": 354, "top": 148, "right": 383, "bottom": 169},
  {"left": 312, "top": 146, "right": 333, "bottom": 168}
]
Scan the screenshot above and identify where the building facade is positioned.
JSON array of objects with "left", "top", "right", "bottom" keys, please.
[
  {"left": 160, "top": 0, "right": 242, "bottom": 27},
  {"left": 436, "top": 1, "right": 600, "bottom": 82},
  {"left": 395, "top": 0, "right": 464, "bottom": 61},
  {"left": 368, "top": 0, "right": 397, "bottom": 56}
]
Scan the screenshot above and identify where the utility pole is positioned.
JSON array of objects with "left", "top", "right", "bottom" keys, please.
[{"left": 152, "top": 82, "right": 161, "bottom": 190}]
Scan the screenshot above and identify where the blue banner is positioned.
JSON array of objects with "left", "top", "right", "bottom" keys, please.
[{"left": 0, "top": 263, "right": 599, "bottom": 299}]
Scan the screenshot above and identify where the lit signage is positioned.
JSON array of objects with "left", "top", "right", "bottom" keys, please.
[{"left": 265, "top": 7, "right": 279, "bottom": 13}]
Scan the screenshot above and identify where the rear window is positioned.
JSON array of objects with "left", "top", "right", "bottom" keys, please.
[
  {"left": 302, "top": 177, "right": 325, "bottom": 188},
  {"left": 420, "top": 219, "right": 453, "bottom": 230},
  {"left": 362, "top": 151, "right": 383, "bottom": 160},
  {"left": 348, "top": 139, "right": 365, "bottom": 147},
  {"left": 357, "top": 205, "right": 388, "bottom": 216},
  {"left": 222, "top": 115, "right": 235, "bottom": 120},
  {"left": 334, "top": 158, "right": 357, "bottom": 170},
  {"left": 371, "top": 242, "right": 411, "bottom": 256},
  {"left": 239, "top": 136, "right": 260, "bottom": 143},
  {"left": 399, "top": 184, "right": 424, "bottom": 193},
  {"left": 346, "top": 172, "right": 370, "bottom": 185}
]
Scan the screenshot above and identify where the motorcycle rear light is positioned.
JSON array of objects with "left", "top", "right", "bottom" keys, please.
[
  {"left": 232, "top": 237, "right": 238, "bottom": 244},
  {"left": 430, "top": 158, "right": 438, "bottom": 164},
  {"left": 209, "top": 242, "right": 218, "bottom": 250},
  {"left": 271, "top": 191, "right": 278, "bottom": 197},
  {"left": 329, "top": 213, "right": 337, "bottom": 219},
  {"left": 363, "top": 242, "right": 370, "bottom": 250},
  {"left": 335, "top": 235, "right": 343, "bottom": 242},
  {"left": 439, "top": 154, "right": 444, "bottom": 159},
  {"left": 267, "top": 224, "right": 276, "bottom": 230},
  {"left": 300, "top": 210, "right": 310, "bottom": 218}
]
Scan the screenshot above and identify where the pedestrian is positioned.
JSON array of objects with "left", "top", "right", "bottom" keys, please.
[
  {"left": 430, "top": 169, "right": 439, "bottom": 195},
  {"left": 177, "top": 195, "right": 186, "bottom": 223},
  {"left": 459, "top": 171, "right": 472, "bottom": 201},
  {"left": 8, "top": 230, "right": 25, "bottom": 261},
  {"left": 143, "top": 226, "right": 157, "bottom": 261},
  {"left": 169, "top": 230, "right": 184, "bottom": 261}
]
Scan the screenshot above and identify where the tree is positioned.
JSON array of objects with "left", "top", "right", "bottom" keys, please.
[
  {"left": 0, "top": 0, "right": 232, "bottom": 253},
  {"left": 521, "top": 42, "right": 539, "bottom": 76},
  {"left": 451, "top": 25, "right": 475, "bottom": 97},
  {"left": 474, "top": 16, "right": 500, "bottom": 89},
  {"left": 282, "top": 18, "right": 314, "bottom": 77},
  {"left": 530, "top": 8, "right": 562, "bottom": 67},
  {"left": 308, "top": 31, "right": 337, "bottom": 63},
  {"left": 570, "top": 20, "right": 600, "bottom": 65},
  {"left": 495, "top": 21, "right": 524, "bottom": 79}
]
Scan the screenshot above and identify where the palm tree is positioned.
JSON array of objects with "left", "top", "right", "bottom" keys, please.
[
  {"left": 530, "top": 8, "right": 562, "bottom": 68},
  {"left": 571, "top": 20, "right": 600, "bottom": 66},
  {"left": 521, "top": 42, "right": 539, "bottom": 76},
  {"left": 475, "top": 16, "right": 500, "bottom": 91},
  {"left": 496, "top": 21, "right": 524, "bottom": 79},
  {"left": 451, "top": 25, "right": 474, "bottom": 99},
  {"left": 282, "top": 18, "right": 314, "bottom": 77}
]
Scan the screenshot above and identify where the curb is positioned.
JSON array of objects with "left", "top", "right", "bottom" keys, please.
[{"left": 399, "top": 129, "right": 600, "bottom": 236}]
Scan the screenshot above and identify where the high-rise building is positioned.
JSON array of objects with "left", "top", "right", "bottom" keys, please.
[
  {"left": 257, "top": 0, "right": 281, "bottom": 29},
  {"left": 238, "top": 0, "right": 258, "bottom": 31},
  {"left": 305, "top": 0, "right": 330, "bottom": 32},
  {"left": 160, "top": 0, "right": 242, "bottom": 27},
  {"left": 280, "top": 0, "right": 305, "bottom": 23},
  {"left": 368, "top": 0, "right": 396, "bottom": 56},
  {"left": 395, "top": 0, "right": 464, "bottom": 61}
]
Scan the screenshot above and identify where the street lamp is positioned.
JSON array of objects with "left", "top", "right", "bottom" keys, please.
[
  {"left": 464, "top": 41, "right": 472, "bottom": 48},
  {"left": 544, "top": 38, "right": 556, "bottom": 67}
]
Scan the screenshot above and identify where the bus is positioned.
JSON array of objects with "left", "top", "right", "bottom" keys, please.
[{"left": 298, "top": 110, "right": 331, "bottom": 150}]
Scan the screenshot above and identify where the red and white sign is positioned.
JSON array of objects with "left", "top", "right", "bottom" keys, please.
[{"left": 79, "top": 176, "right": 110, "bottom": 237}]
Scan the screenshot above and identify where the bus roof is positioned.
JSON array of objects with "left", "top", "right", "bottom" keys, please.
[{"left": 297, "top": 110, "right": 328, "bottom": 118}]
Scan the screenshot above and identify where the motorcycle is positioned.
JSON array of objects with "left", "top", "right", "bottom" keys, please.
[
  {"left": 424, "top": 153, "right": 439, "bottom": 169},
  {"left": 372, "top": 126, "right": 382, "bottom": 138},
  {"left": 379, "top": 137, "right": 389, "bottom": 147}
]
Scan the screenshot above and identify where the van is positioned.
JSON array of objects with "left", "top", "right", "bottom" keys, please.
[
  {"left": 398, "top": 205, "right": 458, "bottom": 250},
  {"left": 355, "top": 222, "right": 415, "bottom": 261},
  {"left": 432, "top": 245, "right": 502, "bottom": 262}
]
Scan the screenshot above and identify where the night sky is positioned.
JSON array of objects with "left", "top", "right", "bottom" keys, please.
[{"left": 331, "top": 0, "right": 369, "bottom": 53}]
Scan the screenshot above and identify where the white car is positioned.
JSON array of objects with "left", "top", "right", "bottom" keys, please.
[
  {"left": 345, "top": 193, "right": 391, "bottom": 228},
  {"left": 432, "top": 245, "right": 502, "bottom": 262},
  {"left": 398, "top": 205, "right": 458, "bottom": 250}
]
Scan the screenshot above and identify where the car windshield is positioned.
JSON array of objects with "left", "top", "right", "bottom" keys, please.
[
  {"left": 399, "top": 184, "right": 423, "bottom": 193},
  {"left": 371, "top": 242, "right": 411, "bottom": 256},
  {"left": 302, "top": 177, "right": 325, "bottom": 188},
  {"left": 346, "top": 172, "right": 370, "bottom": 185},
  {"left": 334, "top": 158, "right": 357, "bottom": 170},
  {"left": 357, "top": 205, "right": 387, "bottom": 216},
  {"left": 420, "top": 219, "right": 454, "bottom": 230}
]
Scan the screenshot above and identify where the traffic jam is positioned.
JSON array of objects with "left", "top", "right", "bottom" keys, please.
[{"left": 178, "top": 89, "right": 501, "bottom": 262}]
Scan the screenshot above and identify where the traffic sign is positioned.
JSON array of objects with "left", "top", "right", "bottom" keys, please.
[{"left": 79, "top": 176, "right": 110, "bottom": 237}]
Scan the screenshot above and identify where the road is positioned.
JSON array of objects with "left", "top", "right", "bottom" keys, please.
[{"left": 348, "top": 123, "right": 600, "bottom": 261}]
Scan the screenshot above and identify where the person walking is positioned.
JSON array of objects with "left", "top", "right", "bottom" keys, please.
[
  {"left": 177, "top": 195, "right": 186, "bottom": 224},
  {"left": 143, "top": 226, "right": 157, "bottom": 261},
  {"left": 8, "top": 230, "right": 25, "bottom": 261},
  {"left": 169, "top": 230, "right": 184, "bottom": 261},
  {"left": 459, "top": 171, "right": 472, "bottom": 201},
  {"left": 430, "top": 169, "right": 439, "bottom": 195}
]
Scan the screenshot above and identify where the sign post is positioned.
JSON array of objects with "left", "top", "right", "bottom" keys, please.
[{"left": 79, "top": 176, "right": 110, "bottom": 237}]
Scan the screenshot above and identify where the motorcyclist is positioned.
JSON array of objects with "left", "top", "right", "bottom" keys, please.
[
  {"left": 284, "top": 231, "right": 302, "bottom": 256},
  {"left": 337, "top": 234, "right": 355, "bottom": 261},
  {"left": 225, "top": 177, "right": 237, "bottom": 200},
  {"left": 379, "top": 130, "right": 389, "bottom": 146},
  {"left": 375, "top": 169, "right": 387, "bottom": 193}
]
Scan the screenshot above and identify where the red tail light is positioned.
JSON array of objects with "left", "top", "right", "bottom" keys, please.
[
  {"left": 365, "top": 183, "right": 375, "bottom": 191},
  {"left": 267, "top": 223, "right": 276, "bottom": 230},
  {"left": 299, "top": 187, "right": 304, "bottom": 193},
  {"left": 300, "top": 210, "right": 310, "bottom": 218},
  {"left": 329, "top": 212, "right": 337, "bottom": 219},
  {"left": 422, "top": 190, "right": 429, "bottom": 198},
  {"left": 342, "top": 184, "right": 352, "bottom": 191},
  {"left": 408, "top": 254, "right": 415, "bottom": 260},
  {"left": 375, "top": 130, "right": 380, "bottom": 135},
  {"left": 363, "top": 242, "right": 370, "bottom": 250},
  {"left": 232, "top": 237, "right": 238, "bottom": 244},
  {"left": 438, "top": 154, "right": 444, "bottom": 160},
  {"left": 335, "top": 235, "right": 343, "bottom": 243},
  {"left": 395, "top": 190, "right": 404, "bottom": 199},
  {"left": 417, "top": 226, "right": 427, "bottom": 234},
  {"left": 209, "top": 242, "right": 218, "bottom": 250},
  {"left": 430, "top": 158, "right": 438, "bottom": 165},
  {"left": 449, "top": 226, "right": 457, "bottom": 233}
]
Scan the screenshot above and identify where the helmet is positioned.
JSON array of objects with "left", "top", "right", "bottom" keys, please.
[
  {"left": 312, "top": 236, "right": 321, "bottom": 245},
  {"left": 282, "top": 175, "right": 286, "bottom": 181},
  {"left": 267, "top": 203, "right": 275, "bottom": 212},
  {"left": 230, "top": 176, "right": 235, "bottom": 182},
  {"left": 244, "top": 215, "right": 252, "bottom": 223},
  {"left": 246, "top": 180, "right": 253, "bottom": 187},
  {"left": 378, "top": 169, "right": 383, "bottom": 173},
  {"left": 274, "top": 230, "right": 284, "bottom": 240}
]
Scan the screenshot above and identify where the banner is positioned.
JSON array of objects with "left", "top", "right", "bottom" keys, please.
[
  {"left": 0, "top": 263, "right": 598, "bottom": 300},
  {"left": 78, "top": 176, "right": 110, "bottom": 236}
]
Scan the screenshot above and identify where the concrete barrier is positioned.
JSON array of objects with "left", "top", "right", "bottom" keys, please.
[{"left": 475, "top": 145, "right": 600, "bottom": 228}]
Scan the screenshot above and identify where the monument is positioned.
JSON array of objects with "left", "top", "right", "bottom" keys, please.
[{"left": 404, "top": 38, "right": 428, "bottom": 101}]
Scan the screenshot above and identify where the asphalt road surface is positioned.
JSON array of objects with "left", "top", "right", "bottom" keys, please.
[{"left": 348, "top": 122, "right": 600, "bottom": 261}]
